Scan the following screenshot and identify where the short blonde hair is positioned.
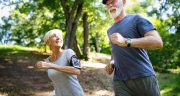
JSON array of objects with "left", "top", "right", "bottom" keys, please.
[{"left": 43, "top": 29, "right": 62, "bottom": 43}]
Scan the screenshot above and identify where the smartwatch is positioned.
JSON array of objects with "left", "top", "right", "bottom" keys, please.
[{"left": 125, "top": 38, "right": 131, "bottom": 47}]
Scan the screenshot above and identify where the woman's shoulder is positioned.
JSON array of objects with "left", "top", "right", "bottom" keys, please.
[
  {"left": 64, "top": 49, "right": 75, "bottom": 58},
  {"left": 65, "top": 49, "right": 75, "bottom": 53}
]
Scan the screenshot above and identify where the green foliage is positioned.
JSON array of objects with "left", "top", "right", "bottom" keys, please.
[
  {"left": 147, "top": 18, "right": 180, "bottom": 69},
  {"left": 148, "top": 37, "right": 180, "bottom": 69},
  {"left": 147, "top": 0, "right": 180, "bottom": 34},
  {"left": 126, "top": 0, "right": 146, "bottom": 15},
  {"left": 0, "top": 45, "right": 40, "bottom": 55},
  {"left": 1, "top": 0, "right": 65, "bottom": 46},
  {"left": 158, "top": 73, "right": 180, "bottom": 96},
  {"left": 76, "top": 0, "right": 112, "bottom": 54},
  {"left": 0, "top": 0, "right": 179, "bottom": 69},
  {"left": 142, "top": 0, "right": 180, "bottom": 69}
]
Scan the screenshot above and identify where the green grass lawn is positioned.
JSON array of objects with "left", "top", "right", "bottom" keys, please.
[
  {"left": 0, "top": 45, "right": 179, "bottom": 96},
  {"left": 158, "top": 70, "right": 180, "bottom": 96}
]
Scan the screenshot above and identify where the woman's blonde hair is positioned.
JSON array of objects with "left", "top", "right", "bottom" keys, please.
[{"left": 43, "top": 29, "right": 62, "bottom": 43}]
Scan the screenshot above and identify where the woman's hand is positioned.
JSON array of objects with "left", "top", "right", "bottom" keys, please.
[{"left": 35, "top": 61, "right": 53, "bottom": 69}]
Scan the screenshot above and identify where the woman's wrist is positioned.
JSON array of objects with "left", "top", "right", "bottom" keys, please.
[{"left": 48, "top": 63, "right": 56, "bottom": 69}]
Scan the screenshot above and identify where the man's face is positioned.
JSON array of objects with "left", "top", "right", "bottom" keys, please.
[{"left": 106, "top": 0, "right": 123, "bottom": 19}]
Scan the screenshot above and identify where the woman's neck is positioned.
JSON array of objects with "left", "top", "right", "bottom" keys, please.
[{"left": 50, "top": 47, "right": 63, "bottom": 61}]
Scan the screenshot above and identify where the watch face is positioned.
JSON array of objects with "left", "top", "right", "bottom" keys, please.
[
  {"left": 127, "top": 39, "right": 131, "bottom": 44},
  {"left": 126, "top": 38, "right": 131, "bottom": 47},
  {"left": 126, "top": 38, "right": 131, "bottom": 44}
]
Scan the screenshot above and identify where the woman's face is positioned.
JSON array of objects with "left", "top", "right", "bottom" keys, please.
[{"left": 47, "top": 33, "right": 63, "bottom": 48}]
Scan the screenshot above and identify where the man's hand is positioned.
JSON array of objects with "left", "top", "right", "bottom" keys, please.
[
  {"left": 35, "top": 61, "right": 53, "bottom": 69},
  {"left": 105, "top": 64, "right": 114, "bottom": 75},
  {"left": 111, "top": 33, "right": 126, "bottom": 47}
]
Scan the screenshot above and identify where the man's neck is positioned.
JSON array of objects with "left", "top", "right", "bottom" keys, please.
[{"left": 114, "top": 11, "right": 126, "bottom": 23}]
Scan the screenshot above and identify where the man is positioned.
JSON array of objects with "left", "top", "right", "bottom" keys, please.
[{"left": 103, "top": 0, "right": 163, "bottom": 96}]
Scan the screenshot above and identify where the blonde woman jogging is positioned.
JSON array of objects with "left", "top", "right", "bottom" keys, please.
[{"left": 36, "top": 29, "right": 84, "bottom": 96}]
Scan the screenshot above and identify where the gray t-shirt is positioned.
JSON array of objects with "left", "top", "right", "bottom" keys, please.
[
  {"left": 107, "top": 14, "right": 156, "bottom": 80},
  {"left": 44, "top": 49, "right": 83, "bottom": 96}
]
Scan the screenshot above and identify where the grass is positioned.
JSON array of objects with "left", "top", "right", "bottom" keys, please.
[
  {"left": 0, "top": 45, "right": 51, "bottom": 96},
  {"left": 0, "top": 45, "right": 40, "bottom": 57},
  {"left": 0, "top": 45, "right": 179, "bottom": 96},
  {"left": 0, "top": 45, "right": 40, "bottom": 51},
  {"left": 158, "top": 71, "right": 180, "bottom": 96}
]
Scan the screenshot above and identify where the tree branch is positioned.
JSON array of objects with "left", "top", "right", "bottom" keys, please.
[
  {"left": 73, "top": 1, "right": 83, "bottom": 23},
  {"left": 69, "top": 0, "right": 79, "bottom": 19},
  {"left": 59, "top": 0, "right": 69, "bottom": 19}
]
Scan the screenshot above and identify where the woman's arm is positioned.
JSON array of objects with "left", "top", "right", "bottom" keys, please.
[
  {"left": 51, "top": 63, "right": 80, "bottom": 75},
  {"left": 36, "top": 61, "right": 80, "bottom": 75}
]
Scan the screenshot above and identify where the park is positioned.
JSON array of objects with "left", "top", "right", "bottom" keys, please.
[{"left": 0, "top": 0, "right": 179, "bottom": 96}]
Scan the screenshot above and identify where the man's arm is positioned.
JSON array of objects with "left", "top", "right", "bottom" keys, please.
[
  {"left": 131, "top": 30, "right": 163, "bottom": 48},
  {"left": 111, "top": 30, "right": 163, "bottom": 49},
  {"left": 105, "top": 54, "right": 114, "bottom": 75}
]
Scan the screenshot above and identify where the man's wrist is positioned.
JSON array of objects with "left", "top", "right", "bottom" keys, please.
[{"left": 125, "top": 38, "right": 132, "bottom": 47}]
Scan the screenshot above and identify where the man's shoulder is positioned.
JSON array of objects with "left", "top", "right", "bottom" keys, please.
[
  {"left": 127, "top": 14, "right": 142, "bottom": 19},
  {"left": 126, "top": 14, "right": 149, "bottom": 25},
  {"left": 129, "top": 14, "right": 150, "bottom": 21}
]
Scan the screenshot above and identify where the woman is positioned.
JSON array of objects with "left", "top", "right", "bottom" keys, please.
[{"left": 36, "top": 29, "right": 84, "bottom": 96}]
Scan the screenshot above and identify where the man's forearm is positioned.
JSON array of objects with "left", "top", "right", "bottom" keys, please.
[
  {"left": 131, "top": 30, "right": 163, "bottom": 49},
  {"left": 131, "top": 35, "right": 163, "bottom": 49}
]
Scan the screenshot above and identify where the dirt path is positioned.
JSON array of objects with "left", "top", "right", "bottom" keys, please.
[{"left": 0, "top": 52, "right": 113, "bottom": 96}]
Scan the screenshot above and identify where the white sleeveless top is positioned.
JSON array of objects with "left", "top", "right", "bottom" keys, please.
[{"left": 44, "top": 49, "right": 84, "bottom": 96}]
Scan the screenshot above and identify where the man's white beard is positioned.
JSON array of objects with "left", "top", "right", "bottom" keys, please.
[{"left": 108, "top": 1, "right": 123, "bottom": 19}]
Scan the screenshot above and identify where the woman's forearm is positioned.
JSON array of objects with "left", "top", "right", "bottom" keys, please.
[{"left": 51, "top": 64, "right": 80, "bottom": 75}]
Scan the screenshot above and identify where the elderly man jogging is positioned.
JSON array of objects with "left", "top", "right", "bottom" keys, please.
[{"left": 103, "top": 0, "right": 163, "bottom": 96}]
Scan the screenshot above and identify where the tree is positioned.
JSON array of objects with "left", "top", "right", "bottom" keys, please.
[
  {"left": 59, "top": 0, "right": 83, "bottom": 50},
  {"left": 83, "top": 12, "right": 90, "bottom": 60},
  {"left": 141, "top": 0, "right": 180, "bottom": 69}
]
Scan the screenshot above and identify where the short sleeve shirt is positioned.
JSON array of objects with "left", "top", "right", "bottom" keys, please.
[
  {"left": 107, "top": 14, "right": 156, "bottom": 80},
  {"left": 44, "top": 49, "right": 83, "bottom": 96}
]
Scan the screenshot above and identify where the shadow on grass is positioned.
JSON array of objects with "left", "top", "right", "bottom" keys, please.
[
  {"left": 0, "top": 47, "right": 114, "bottom": 96},
  {"left": 0, "top": 48, "right": 53, "bottom": 96},
  {"left": 1, "top": 46, "right": 179, "bottom": 96}
]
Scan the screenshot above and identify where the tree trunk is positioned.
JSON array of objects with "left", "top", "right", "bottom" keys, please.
[
  {"left": 59, "top": 0, "right": 83, "bottom": 58},
  {"left": 83, "top": 13, "right": 90, "bottom": 60},
  {"left": 60, "top": 0, "right": 83, "bottom": 49},
  {"left": 73, "top": 36, "right": 82, "bottom": 59},
  {"left": 95, "top": 33, "right": 100, "bottom": 52}
]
